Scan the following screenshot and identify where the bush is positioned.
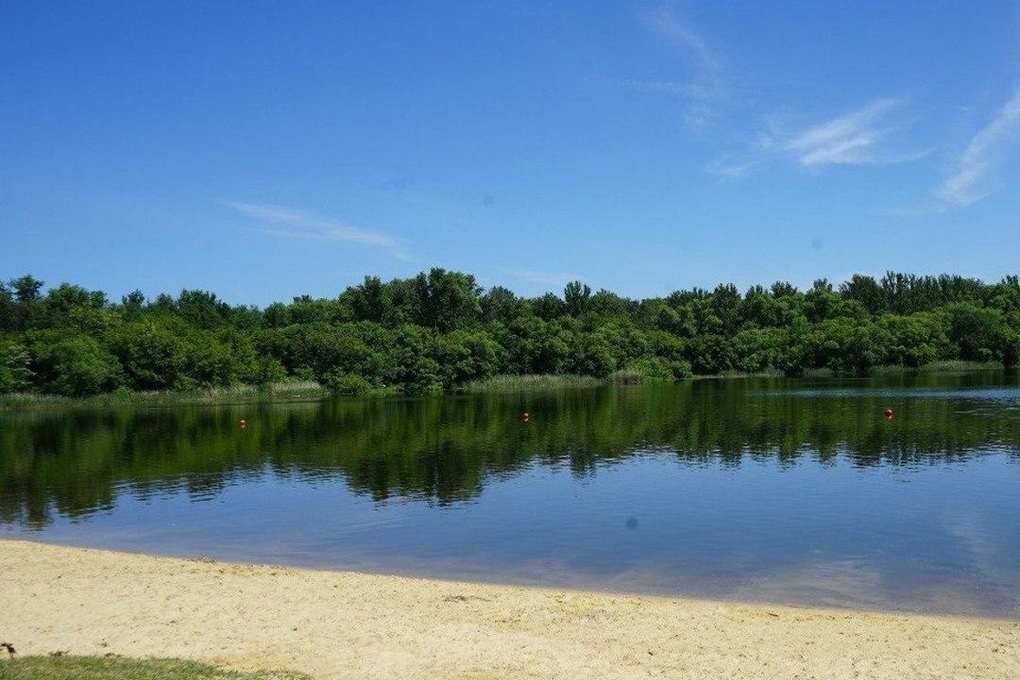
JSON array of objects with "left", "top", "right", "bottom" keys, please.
[
  {"left": 608, "top": 368, "right": 646, "bottom": 384},
  {"left": 322, "top": 370, "right": 372, "bottom": 396},
  {"left": 33, "top": 335, "right": 123, "bottom": 396}
]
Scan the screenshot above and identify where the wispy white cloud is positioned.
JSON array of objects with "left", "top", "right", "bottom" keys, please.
[
  {"left": 705, "top": 157, "right": 762, "bottom": 179},
  {"left": 642, "top": 8, "right": 726, "bottom": 128},
  {"left": 648, "top": 7, "right": 720, "bottom": 73},
  {"left": 711, "top": 97, "right": 925, "bottom": 179},
  {"left": 779, "top": 98, "right": 907, "bottom": 167},
  {"left": 939, "top": 85, "right": 1020, "bottom": 207},
  {"left": 226, "top": 202, "right": 410, "bottom": 259}
]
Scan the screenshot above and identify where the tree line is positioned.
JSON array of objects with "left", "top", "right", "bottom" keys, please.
[{"left": 2, "top": 269, "right": 1019, "bottom": 397}]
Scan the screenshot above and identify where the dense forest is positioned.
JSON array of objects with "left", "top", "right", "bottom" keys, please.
[{"left": 1, "top": 270, "right": 1019, "bottom": 397}]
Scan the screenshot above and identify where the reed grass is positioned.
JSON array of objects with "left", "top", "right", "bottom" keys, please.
[
  {"left": 461, "top": 374, "right": 603, "bottom": 391},
  {"left": 916, "top": 360, "right": 1003, "bottom": 374},
  {"left": 713, "top": 369, "right": 786, "bottom": 379},
  {"left": 607, "top": 369, "right": 646, "bottom": 384},
  {"left": 0, "top": 381, "right": 328, "bottom": 410}
]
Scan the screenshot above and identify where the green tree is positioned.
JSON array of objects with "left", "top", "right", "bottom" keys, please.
[
  {"left": 11, "top": 274, "right": 43, "bottom": 305},
  {"left": 344, "top": 275, "right": 387, "bottom": 323},
  {"left": 288, "top": 295, "right": 347, "bottom": 325},
  {"left": 287, "top": 326, "right": 384, "bottom": 385},
  {"left": 437, "top": 330, "right": 505, "bottom": 386},
  {"left": 410, "top": 268, "right": 483, "bottom": 333},
  {"left": 531, "top": 292, "right": 566, "bottom": 321},
  {"left": 263, "top": 302, "right": 291, "bottom": 328},
  {"left": 943, "top": 302, "right": 1005, "bottom": 362},
  {"left": 876, "top": 312, "right": 949, "bottom": 367},
  {"left": 563, "top": 281, "right": 592, "bottom": 317},
  {"left": 112, "top": 319, "right": 189, "bottom": 391},
  {"left": 42, "top": 283, "right": 107, "bottom": 324},
  {"left": 646, "top": 330, "right": 692, "bottom": 378},
  {"left": 388, "top": 324, "right": 443, "bottom": 392},
  {"left": 840, "top": 274, "right": 887, "bottom": 315},
  {"left": 176, "top": 290, "right": 232, "bottom": 329},
  {"left": 32, "top": 334, "right": 123, "bottom": 396},
  {"left": 0, "top": 342, "right": 34, "bottom": 393},
  {"left": 739, "top": 285, "right": 783, "bottom": 328},
  {"left": 709, "top": 283, "right": 742, "bottom": 336},
  {"left": 180, "top": 330, "right": 235, "bottom": 388},
  {"left": 7, "top": 274, "right": 45, "bottom": 331},
  {"left": 729, "top": 328, "right": 784, "bottom": 373},
  {"left": 120, "top": 290, "right": 146, "bottom": 322},
  {"left": 803, "top": 279, "right": 840, "bottom": 323},
  {"left": 565, "top": 331, "right": 616, "bottom": 377},
  {"left": 480, "top": 286, "right": 527, "bottom": 325},
  {"left": 813, "top": 318, "right": 890, "bottom": 373}
]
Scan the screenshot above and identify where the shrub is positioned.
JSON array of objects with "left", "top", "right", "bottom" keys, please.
[{"left": 322, "top": 370, "right": 372, "bottom": 396}]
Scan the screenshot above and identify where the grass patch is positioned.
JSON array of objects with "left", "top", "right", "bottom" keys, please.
[
  {"left": 712, "top": 369, "right": 786, "bottom": 379},
  {"left": 0, "top": 379, "right": 409, "bottom": 411},
  {"left": 866, "top": 364, "right": 916, "bottom": 376},
  {"left": 0, "top": 655, "right": 310, "bottom": 680},
  {"left": 0, "top": 382, "right": 326, "bottom": 410},
  {"left": 461, "top": 374, "right": 603, "bottom": 391},
  {"left": 608, "top": 369, "right": 646, "bottom": 385},
  {"left": 916, "top": 360, "right": 1003, "bottom": 374},
  {"left": 0, "top": 393, "right": 66, "bottom": 409},
  {"left": 855, "top": 361, "right": 1004, "bottom": 377}
]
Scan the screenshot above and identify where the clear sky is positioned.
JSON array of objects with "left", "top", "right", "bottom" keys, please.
[{"left": 3, "top": 2, "right": 1020, "bottom": 307}]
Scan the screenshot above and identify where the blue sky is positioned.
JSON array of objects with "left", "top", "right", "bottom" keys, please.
[{"left": 3, "top": 2, "right": 1020, "bottom": 307}]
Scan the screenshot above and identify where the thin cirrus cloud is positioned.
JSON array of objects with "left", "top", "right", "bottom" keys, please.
[
  {"left": 709, "top": 97, "right": 923, "bottom": 177},
  {"left": 226, "top": 202, "right": 410, "bottom": 259},
  {"left": 778, "top": 97, "right": 909, "bottom": 167},
  {"left": 641, "top": 8, "right": 726, "bottom": 128},
  {"left": 704, "top": 157, "right": 762, "bottom": 179},
  {"left": 647, "top": 8, "right": 720, "bottom": 76},
  {"left": 939, "top": 84, "right": 1020, "bottom": 207}
]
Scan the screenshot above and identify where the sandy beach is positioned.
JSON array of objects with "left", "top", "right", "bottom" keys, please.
[{"left": 1, "top": 539, "right": 1016, "bottom": 679}]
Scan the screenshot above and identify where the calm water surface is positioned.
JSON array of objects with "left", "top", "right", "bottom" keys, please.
[{"left": 2, "top": 373, "right": 1019, "bottom": 617}]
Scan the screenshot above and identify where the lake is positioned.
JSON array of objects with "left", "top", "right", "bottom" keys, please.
[{"left": 2, "top": 372, "right": 1019, "bottom": 618}]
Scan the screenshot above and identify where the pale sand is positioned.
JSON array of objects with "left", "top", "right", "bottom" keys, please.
[{"left": 2, "top": 540, "right": 1017, "bottom": 679}]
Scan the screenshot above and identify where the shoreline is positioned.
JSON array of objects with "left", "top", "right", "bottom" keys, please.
[
  {"left": 1, "top": 362, "right": 1008, "bottom": 411},
  {"left": 2, "top": 539, "right": 1017, "bottom": 679}
]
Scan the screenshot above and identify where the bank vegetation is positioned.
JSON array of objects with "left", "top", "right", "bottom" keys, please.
[{"left": 2, "top": 270, "right": 1019, "bottom": 398}]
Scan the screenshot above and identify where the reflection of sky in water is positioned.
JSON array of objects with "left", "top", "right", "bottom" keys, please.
[{"left": 7, "top": 449, "right": 1019, "bottom": 618}]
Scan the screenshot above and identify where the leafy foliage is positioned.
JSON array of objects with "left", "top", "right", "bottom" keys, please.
[{"left": 1, "top": 271, "right": 1019, "bottom": 397}]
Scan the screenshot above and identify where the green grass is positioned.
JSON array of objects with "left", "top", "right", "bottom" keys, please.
[
  {"left": 461, "top": 374, "right": 603, "bottom": 391},
  {"left": 0, "top": 655, "right": 311, "bottom": 680},
  {"left": 866, "top": 360, "right": 1004, "bottom": 376},
  {"left": 916, "top": 360, "right": 1003, "bottom": 374},
  {"left": 0, "top": 379, "right": 413, "bottom": 411},
  {"left": 0, "top": 381, "right": 330, "bottom": 411},
  {"left": 711, "top": 369, "right": 786, "bottom": 379}
]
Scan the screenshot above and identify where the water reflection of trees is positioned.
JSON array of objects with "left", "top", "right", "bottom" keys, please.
[{"left": 2, "top": 376, "right": 1019, "bottom": 527}]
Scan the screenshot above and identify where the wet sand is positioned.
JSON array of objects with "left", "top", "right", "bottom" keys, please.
[{"left": 2, "top": 539, "right": 1017, "bottom": 679}]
